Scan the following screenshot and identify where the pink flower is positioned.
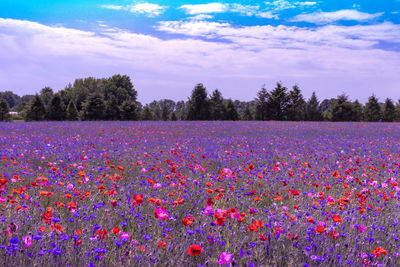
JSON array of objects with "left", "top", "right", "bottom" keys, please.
[
  {"left": 23, "top": 235, "right": 32, "bottom": 248},
  {"left": 119, "top": 232, "right": 130, "bottom": 240},
  {"left": 356, "top": 225, "right": 366, "bottom": 233},
  {"left": 327, "top": 195, "right": 335, "bottom": 202},
  {"left": 217, "top": 252, "right": 233, "bottom": 264},
  {"left": 203, "top": 206, "right": 214, "bottom": 216},
  {"left": 0, "top": 196, "right": 5, "bottom": 203},
  {"left": 154, "top": 208, "right": 169, "bottom": 220},
  {"left": 220, "top": 168, "right": 233, "bottom": 177},
  {"left": 381, "top": 183, "right": 388, "bottom": 188},
  {"left": 67, "top": 183, "right": 74, "bottom": 191},
  {"left": 152, "top": 183, "right": 162, "bottom": 189}
]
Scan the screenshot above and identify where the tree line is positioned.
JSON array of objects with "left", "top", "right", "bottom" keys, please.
[{"left": 1, "top": 75, "right": 399, "bottom": 122}]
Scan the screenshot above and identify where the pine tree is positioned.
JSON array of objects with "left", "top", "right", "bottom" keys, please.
[
  {"left": 286, "top": 85, "right": 305, "bottom": 121},
  {"left": 382, "top": 98, "right": 395, "bottom": 122},
  {"left": 225, "top": 99, "right": 239, "bottom": 121},
  {"left": 209, "top": 89, "right": 226, "bottom": 120},
  {"left": 105, "top": 95, "right": 120, "bottom": 120},
  {"left": 66, "top": 101, "right": 79, "bottom": 121},
  {"left": 25, "top": 95, "right": 46, "bottom": 121},
  {"left": 186, "top": 83, "right": 210, "bottom": 120},
  {"left": 47, "top": 95, "right": 66, "bottom": 121},
  {"left": 364, "top": 95, "right": 381, "bottom": 122},
  {"left": 305, "top": 92, "right": 322, "bottom": 121},
  {"left": 141, "top": 105, "right": 154, "bottom": 121},
  {"left": 255, "top": 87, "right": 269, "bottom": 120},
  {"left": 81, "top": 94, "right": 105, "bottom": 121},
  {"left": 0, "top": 99, "right": 11, "bottom": 121},
  {"left": 120, "top": 100, "right": 138, "bottom": 121},
  {"left": 267, "top": 82, "right": 289, "bottom": 120}
]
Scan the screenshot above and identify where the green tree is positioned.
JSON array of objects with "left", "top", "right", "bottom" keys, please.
[
  {"left": 382, "top": 98, "right": 395, "bottom": 122},
  {"left": 105, "top": 95, "right": 120, "bottom": 120},
  {"left": 225, "top": 99, "right": 239, "bottom": 121},
  {"left": 0, "top": 91, "right": 20, "bottom": 109},
  {"left": 305, "top": 92, "right": 322, "bottom": 121},
  {"left": 364, "top": 95, "right": 381, "bottom": 122},
  {"left": 209, "top": 89, "right": 226, "bottom": 120},
  {"left": 395, "top": 100, "right": 400, "bottom": 122},
  {"left": 25, "top": 95, "right": 46, "bottom": 121},
  {"left": 352, "top": 100, "right": 364, "bottom": 121},
  {"left": 0, "top": 99, "right": 11, "bottom": 121},
  {"left": 40, "top": 87, "right": 54, "bottom": 108},
  {"left": 255, "top": 87, "right": 269, "bottom": 120},
  {"left": 141, "top": 105, "right": 154, "bottom": 121},
  {"left": 161, "top": 104, "right": 169, "bottom": 121},
  {"left": 286, "top": 85, "right": 305, "bottom": 121},
  {"left": 120, "top": 100, "right": 138, "bottom": 121},
  {"left": 186, "top": 83, "right": 210, "bottom": 120},
  {"left": 242, "top": 105, "right": 253, "bottom": 120},
  {"left": 104, "top": 75, "right": 137, "bottom": 105},
  {"left": 329, "top": 94, "right": 355, "bottom": 122},
  {"left": 170, "top": 112, "right": 178, "bottom": 121},
  {"left": 81, "top": 94, "right": 105, "bottom": 121},
  {"left": 267, "top": 82, "right": 289, "bottom": 120},
  {"left": 47, "top": 95, "right": 66, "bottom": 121},
  {"left": 66, "top": 101, "right": 79, "bottom": 121}
]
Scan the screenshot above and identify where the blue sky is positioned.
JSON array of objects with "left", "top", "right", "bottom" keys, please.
[{"left": 0, "top": 1, "right": 400, "bottom": 103}]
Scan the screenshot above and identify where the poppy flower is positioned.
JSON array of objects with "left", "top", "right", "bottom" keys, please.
[
  {"left": 214, "top": 216, "right": 225, "bottom": 226},
  {"left": 182, "top": 217, "right": 193, "bottom": 226},
  {"left": 332, "top": 215, "right": 343, "bottom": 223},
  {"left": 373, "top": 247, "right": 387, "bottom": 257},
  {"left": 187, "top": 244, "right": 202, "bottom": 256},
  {"left": 314, "top": 226, "right": 325, "bottom": 233}
]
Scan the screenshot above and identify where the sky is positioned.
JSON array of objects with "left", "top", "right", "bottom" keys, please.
[{"left": 0, "top": 1, "right": 399, "bottom": 103}]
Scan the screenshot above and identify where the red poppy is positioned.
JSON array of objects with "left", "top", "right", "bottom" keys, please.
[
  {"left": 214, "top": 216, "right": 225, "bottom": 226},
  {"left": 187, "top": 245, "right": 202, "bottom": 256},
  {"left": 332, "top": 215, "right": 343, "bottom": 223},
  {"left": 314, "top": 226, "right": 325, "bottom": 233},
  {"left": 112, "top": 227, "right": 120, "bottom": 235},
  {"left": 182, "top": 217, "right": 193, "bottom": 226},
  {"left": 373, "top": 247, "right": 387, "bottom": 257}
]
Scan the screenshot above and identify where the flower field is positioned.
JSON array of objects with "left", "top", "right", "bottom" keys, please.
[{"left": 0, "top": 121, "right": 399, "bottom": 266}]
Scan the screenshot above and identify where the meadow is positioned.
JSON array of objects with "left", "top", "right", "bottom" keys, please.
[{"left": 0, "top": 121, "right": 399, "bottom": 266}]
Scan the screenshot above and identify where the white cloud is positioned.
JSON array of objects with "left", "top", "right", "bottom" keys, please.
[
  {"left": 180, "top": 3, "right": 229, "bottom": 15},
  {"left": 129, "top": 3, "right": 166, "bottom": 17},
  {"left": 265, "top": 0, "right": 317, "bottom": 11},
  {"left": 189, "top": 14, "right": 214, "bottom": 21},
  {"left": 101, "top": 5, "right": 124, "bottom": 10},
  {"left": 101, "top": 2, "right": 166, "bottom": 17},
  {"left": 230, "top": 4, "right": 260, "bottom": 16},
  {"left": 292, "top": 9, "right": 383, "bottom": 24},
  {"left": 0, "top": 18, "right": 400, "bottom": 103},
  {"left": 257, "top": 11, "right": 279, "bottom": 19}
]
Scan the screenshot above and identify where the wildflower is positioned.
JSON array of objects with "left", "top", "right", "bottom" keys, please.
[
  {"left": 22, "top": 235, "right": 32, "bottom": 248},
  {"left": 217, "top": 252, "right": 233, "bottom": 264},
  {"left": 314, "top": 226, "right": 325, "bottom": 233},
  {"left": 154, "top": 208, "right": 169, "bottom": 220},
  {"left": 187, "top": 244, "right": 202, "bottom": 256},
  {"left": 332, "top": 215, "right": 343, "bottom": 223},
  {"left": 373, "top": 247, "right": 387, "bottom": 257}
]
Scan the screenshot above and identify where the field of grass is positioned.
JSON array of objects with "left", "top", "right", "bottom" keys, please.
[{"left": 0, "top": 121, "right": 399, "bottom": 266}]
